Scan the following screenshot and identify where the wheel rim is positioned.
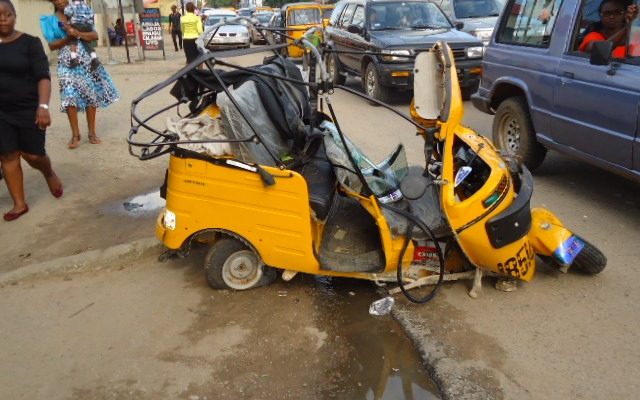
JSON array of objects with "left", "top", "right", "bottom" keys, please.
[
  {"left": 365, "top": 67, "right": 376, "bottom": 97},
  {"left": 222, "top": 250, "right": 263, "bottom": 290},
  {"left": 498, "top": 113, "right": 521, "bottom": 153}
]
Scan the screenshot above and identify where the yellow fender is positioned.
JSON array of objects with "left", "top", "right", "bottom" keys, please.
[{"left": 528, "top": 207, "right": 574, "bottom": 258}]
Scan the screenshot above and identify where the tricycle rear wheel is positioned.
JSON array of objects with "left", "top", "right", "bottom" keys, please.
[{"left": 204, "top": 238, "right": 277, "bottom": 290}]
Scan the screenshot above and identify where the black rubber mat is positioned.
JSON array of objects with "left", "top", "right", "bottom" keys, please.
[{"left": 318, "top": 195, "right": 386, "bottom": 273}]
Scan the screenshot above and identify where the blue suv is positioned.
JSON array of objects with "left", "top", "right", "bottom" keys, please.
[{"left": 472, "top": 0, "right": 640, "bottom": 183}]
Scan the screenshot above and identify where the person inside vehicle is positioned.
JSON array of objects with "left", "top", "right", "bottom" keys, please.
[
  {"left": 579, "top": 0, "right": 638, "bottom": 58},
  {"left": 369, "top": 8, "right": 381, "bottom": 29}
]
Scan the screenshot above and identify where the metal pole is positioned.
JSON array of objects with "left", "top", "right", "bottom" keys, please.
[
  {"left": 117, "top": 0, "right": 131, "bottom": 63},
  {"left": 131, "top": 4, "right": 145, "bottom": 61},
  {"left": 99, "top": 0, "right": 117, "bottom": 64}
]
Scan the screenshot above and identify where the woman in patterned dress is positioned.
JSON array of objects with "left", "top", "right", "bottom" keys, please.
[{"left": 40, "top": 0, "right": 118, "bottom": 149}]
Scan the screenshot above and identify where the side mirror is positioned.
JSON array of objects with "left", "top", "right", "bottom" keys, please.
[
  {"left": 455, "top": 21, "right": 464, "bottom": 30},
  {"left": 590, "top": 41, "right": 613, "bottom": 65},
  {"left": 347, "top": 24, "right": 363, "bottom": 35}
]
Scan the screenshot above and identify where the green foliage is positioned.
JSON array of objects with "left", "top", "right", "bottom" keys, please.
[
  {"left": 263, "top": 0, "right": 336, "bottom": 8},
  {"left": 205, "top": 0, "right": 236, "bottom": 8}
]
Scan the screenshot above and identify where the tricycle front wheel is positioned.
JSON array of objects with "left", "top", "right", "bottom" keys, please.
[
  {"left": 204, "top": 238, "right": 277, "bottom": 290},
  {"left": 572, "top": 238, "right": 607, "bottom": 275}
]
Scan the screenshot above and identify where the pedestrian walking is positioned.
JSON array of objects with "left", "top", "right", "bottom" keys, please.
[
  {"left": 168, "top": 4, "right": 182, "bottom": 52},
  {"left": 181, "top": 2, "right": 203, "bottom": 64},
  {"left": 0, "top": 0, "right": 63, "bottom": 221},
  {"left": 40, "top": 0, "right": 119, "bottom": 149}
]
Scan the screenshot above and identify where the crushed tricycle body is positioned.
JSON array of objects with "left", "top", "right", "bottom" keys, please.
[{"left": 128, "top": 36, "right": 606, "bottom": 302}]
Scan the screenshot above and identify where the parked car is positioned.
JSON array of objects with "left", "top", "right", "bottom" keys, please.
[
  {"left": 250, "top": 11, "right": 274, "bottom": 44},
  {"left": 435, "top": 0, "right": 505, "bottom": 45},
  {"left": 325, "top": 0, "right": 484, "bottom": 101},
  {"left": 264, "top": 11, "right": 284, "bottom": 45},
  {"left": 202, "top": 9, "right": 251, "bottom": 50},
  {"left": 472, "top": 0, "right": 640, "bottom": 183}
]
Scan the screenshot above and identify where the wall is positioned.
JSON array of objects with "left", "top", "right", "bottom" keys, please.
[{"left": 15, "top": 0, "right": 55, "bottom": 55}]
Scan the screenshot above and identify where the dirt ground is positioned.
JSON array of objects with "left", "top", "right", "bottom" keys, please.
[
  {"left": 1, "top": 40, "right": 639, "bottom": 400},
  {"left": 0, "top": 248, "right": 440, "bottom": 400}
]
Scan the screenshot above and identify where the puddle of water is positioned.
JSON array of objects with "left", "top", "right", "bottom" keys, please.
[
  {"left": 105, "top": 191, "right": 165, "bottom": 217},
  {"left": 311, "top": 276, "right": 441, "bottom": 399}
]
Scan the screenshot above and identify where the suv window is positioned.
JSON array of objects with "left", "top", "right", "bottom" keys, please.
[
  {"left": 453, "top": 0, "right": 503, "bottom": 18},
  {"left": 571, "top": 0, "right": 640, "bottom": 63},
  {"left": 352, "top": 5, "right": 366, "bottom": 28},
  {"left": 330, "top": 1, "right": 347, "bottom": 26},
  {"left": 339, "top": 3, "right": 357, "bottom": 27},
  {"left": 497, "top": 0, "right": 564, "bottom": 47},
  {"left": 630, "top": 11, "right": 640, "bottom": 60}
]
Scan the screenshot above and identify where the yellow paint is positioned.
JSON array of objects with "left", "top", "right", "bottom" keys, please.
[
  {"left": 528, "top": 208, "right": 573, "bottom": 257},
  {"left": 283, "top": 3, "right": 323, "bottom": 58},
  {"left": 391, "top": 71, "right": 411, "bottom": 77}
]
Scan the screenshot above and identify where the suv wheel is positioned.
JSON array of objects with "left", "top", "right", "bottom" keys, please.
[
  {"left": 327, "top": 52, "right": 346, "bottom": 85},
  {"left": 363, "top": 62, "right": 391, "bottom": 103},
  {"left": 492, "top": 97, "right": 547, "bottom": 171}
]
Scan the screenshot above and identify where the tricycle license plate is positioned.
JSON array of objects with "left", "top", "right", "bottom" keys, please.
[{"left": 553, "top": 236, "right": 584, "bottom": 266}]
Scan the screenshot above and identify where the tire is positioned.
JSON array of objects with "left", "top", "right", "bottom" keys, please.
[
  {"left": 204, "top": 238, "right": 277, "bottom": 290},
  {"left": 572, "top": 237, "right": 607, "bottom": 275},
  {"left": 327, "top": 51, "right": 346, "bottom": 85},
  {"left": 363, "top": 62, "right": 391, "bottom": 103},
  {"left": 492, "top": 97, "right": 547, "bottom": 171}
]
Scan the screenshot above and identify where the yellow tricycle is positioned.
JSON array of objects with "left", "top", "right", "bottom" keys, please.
[{"left": 128, "top": 39, "right": 605, "bottom": 303}]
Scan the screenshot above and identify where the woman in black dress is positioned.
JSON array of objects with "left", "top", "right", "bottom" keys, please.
[{"left": 0, "top": 0, "right": 63, "bottom": 221}]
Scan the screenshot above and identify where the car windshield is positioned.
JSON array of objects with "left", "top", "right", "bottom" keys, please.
[
  {"left": 255, "top": 13, "right": 272, "bottom": 23},
  {"left": 287, "top": 8, "right": 322, "bottom": 25},
  {"left": 453, "top": 0, "right": 504, "bottom": 19},
  {"left": 368, "top": 2, "right": 451, "bottom": 31},
  {"left": 205, "top": 15, "right": 234, "bottom": 26}
]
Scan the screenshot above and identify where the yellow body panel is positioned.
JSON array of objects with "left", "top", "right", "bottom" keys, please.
[
  {"left": 433, "top": 45, "right": 537, "bottom": 281},
  {"left": 156, "top": 154, "right": 413, "bottom": 278},
  {"left": 528, "top": 208, "right": 573, "bottom": 257},
  {"left": 158, "top": 155, "right": 321, "bottom": 272}
]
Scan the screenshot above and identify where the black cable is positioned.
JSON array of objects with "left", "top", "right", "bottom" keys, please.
[{"left": 379, "top": 203, "right": 445, "bottom": 304}]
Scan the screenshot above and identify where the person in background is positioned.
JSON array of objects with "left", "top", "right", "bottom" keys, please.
[
  {"left": 168, "top": 4, "right": 182, "bottom": 52},
  {"left": 579, "top": 0, "right": 638, "bottom": 57},
  {"left": 0, "top": 0, "right": 63, "bottom": 221},
  {"left": 40, "top": 0, "right": 119, "bottom": 149},
  {"left": 181, "top": 2, "right": 203, "bottom": 63},
  {"left": 114, "top": 18, "right": 125, "bottom": 46}
]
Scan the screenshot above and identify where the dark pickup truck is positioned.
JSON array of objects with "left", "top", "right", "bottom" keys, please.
[{"left": 325, "top": 0, "right": 484, "bottom": 101}]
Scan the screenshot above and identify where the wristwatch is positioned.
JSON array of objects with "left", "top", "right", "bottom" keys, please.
[{"left": 38, "top": 104, "right": 49, "bottom": 110}]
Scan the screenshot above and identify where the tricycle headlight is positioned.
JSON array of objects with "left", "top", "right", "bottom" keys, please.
[
  {"left": 163, "top": 209, "right": 176, "bottom": 231},
  {"left": 381, "top": 49, "right": 412, "bottom": 62},
  {"left": 465, "top": 46, "right": 484, "bottom": 59}
]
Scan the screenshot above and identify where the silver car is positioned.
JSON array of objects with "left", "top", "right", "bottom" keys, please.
[
  {"left": 435, "top": 0, "right": 505, "bottom": 46},
  {"left": 202, "top": 13, "right": 251, "bottom": 50}
]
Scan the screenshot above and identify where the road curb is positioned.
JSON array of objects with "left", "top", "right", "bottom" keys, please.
[{"left": 0, "top": 237, "right": 161, "bottom": 285}]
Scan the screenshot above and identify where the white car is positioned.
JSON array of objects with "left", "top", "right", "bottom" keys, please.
[{"left": 202, "top": 10, "right": 251, "bottom": 50}]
